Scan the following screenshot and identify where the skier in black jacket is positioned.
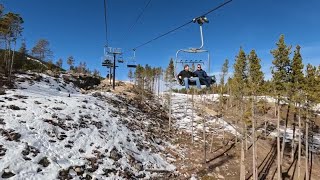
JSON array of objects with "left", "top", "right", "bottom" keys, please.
[{"left": 177, "top": 64, "right": 201, "bottom": 89}]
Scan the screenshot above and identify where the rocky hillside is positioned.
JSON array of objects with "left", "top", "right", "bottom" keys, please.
[{"left": 0, "top": 72, "right": 175, "bottom": 179}]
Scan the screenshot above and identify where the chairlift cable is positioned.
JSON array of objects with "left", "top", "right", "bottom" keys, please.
[
  {"left": 199, "top": 0, "right": 233, "bottom": 18},
  {"left": 125, "top": 0, "right": 152, "bottom": 40},
  {"left": 129, "top": 0, "right": 232, "bottom": 51},
  {"left": 103, "top": 0, "right": 109, "bottom": 46},
  {"left": 133, "top": 20, "right": 193, "bottom": 50}
]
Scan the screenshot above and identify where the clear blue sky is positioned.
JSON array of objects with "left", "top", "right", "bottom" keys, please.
[{"left": 2, "top": 0, "right": 320, "bottom": 80}]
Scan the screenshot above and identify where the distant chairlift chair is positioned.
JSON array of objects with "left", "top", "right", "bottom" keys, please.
[{"left": 127, "top": 49, "right": 137, "bottom": 68}]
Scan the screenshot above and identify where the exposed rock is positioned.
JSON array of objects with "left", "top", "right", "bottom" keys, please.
[
  {"left": 74, "top": 166, "right": 85, "bottom": 175},
  {"left": 37, "top": 168, "right": 42, "bottom": 173},
  {"left": 0, "top": 118, "right": 5, "bottom": 125},
  {"left": 109, "top": 147, "right": 122, "bottom": 161},
  {"left": 13, "top": 95, "right": 28, "bottom": 99},
  {"left": 0, "top": 129, "right": 21, "bottom": 142},
  {"left": 23, "top": 156, "right": 32, "bottom": 161},
  {"left": 0, "top": 145, "right": 6, "bottom": 157},
  {"left": 46, "top": 70, "right": 55, "bottom": 77},
  {"left": 120, "top": 167, "right": 134, "bottom": 179},
  {"left": 217, "top": 174, "right": 225, "bottom": 179},
  {"left": 7, "top": 105, "right": 21, "bottom": 110},
  {"left": 78, "top": 148, "right": 85, "bottom": 153},
  {"left": 52, "top": 107, "right": 63, "bottom": 110},
  {"left": 0, "top": 88, "right": 5, "bottom": 95},
  {"left": 34, "top": 101, "right": 42, "bottom": 104},
  {"left": 1, "top": 171, "right": 15, "bottom": 179},
  {"left": 102, "top": 168, "right": 117, "bottom": 176},
  {"left": 21, "top": 143, "right": 40, "bottom": 157},
  {"left": 58, "top": 169, "right": 71, "bottom": 180},
  {"left": 38, "top": 157, "right": 50, "bottom": 167},
  {"left": 84, "top": 174, "right": 92, "bottom": 180}
]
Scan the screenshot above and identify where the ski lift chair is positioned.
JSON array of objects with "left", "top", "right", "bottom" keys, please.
[
  {"left": 174, "top": 16, "right": 215, "bottom": 88},
  {"left": 127, "top": 49, "right": 137, "bottom": 68}
]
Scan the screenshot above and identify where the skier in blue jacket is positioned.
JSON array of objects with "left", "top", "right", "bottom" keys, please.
[{"left": 193, "top": 64, "right": 213, "bottom": 87}]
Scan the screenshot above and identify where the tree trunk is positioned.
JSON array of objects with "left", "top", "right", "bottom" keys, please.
[
  {"left": 245, "top": 123, "right": 248, "bottom": 151},
  {"left": 203, "top": 117, "right": 206, "bottom": 164},
  {"left": 240, "top": 105, "right": 245, "bottom": 180},
  {"left": 264, "top": 96, "right": 268, "bottom": 138},
  {"left": 9, "top": 41, "right": 17, "bottom": 83},
  {"left": 277, "top": 99, "right": 282, "bottom": 180},
  {"left": 220, "top": 85, "right": 223, "bottom": 115},
  {"left": 240, "top": 138, "right": 245, "bottom": 180},
  {"left": 227, "top": 86, "right": 230, "bottom": 108},
  {"left": 281, "top": 103, "right": 291, "bottom": 164},
  {"left": 7, "top": 41, "right": 12, "bottom": 76},
  {"left": 222, "top": 117, "right": 225, "bottom": 144},
  {"left": 191, "top": 90, "right": 194, "bottom": 143},
  {"left": 235, "top": 121, "right": 238, "bottom": 143},
  {"left": 291, "top": 105, "right": 296, "bottom": 162},
  {"left": 229, "top": 88, "right": 233, "bottom": 108},
  {"left": 305, "top": 111, "right": 309, "bottom": 180},
  {"left": 275, "top": 100, "right": 277, "bottom": 118},
  {"left": 297, "top": 106, "right": 301, "bottom": 179},
  {"left": 3, "top": 39, "right": 8, "bottom": 76},
  {"left": 158, "top": 76, "right": 160, "bottom": 97},
  {"left": 168, "top": 83, "right": 172, "bottom": 131},
  {"left": 252, "top": 96, "right": 257, "bottom": 180}
]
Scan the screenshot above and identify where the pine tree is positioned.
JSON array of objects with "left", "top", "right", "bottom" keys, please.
[
  {"left": 304, "top": 64, "right": 317, "bottom": 180},
  {"left": 165, "top": 58, "right": 175, "bottom": 130},
  {"left": 248, "top": 49, "right": 264, "bottom": 180},
  {"left": 56, "top": 58, "right": 63, "bottom": 69},
  {"left": 233, "top": 48, "right": 248, "bottom": 180},
  {"left": 233, "top": 48, "right": 248, "bottom": 101},
  {"left": 226, "top": 77, "right": 234, "bottom": 108},
  {"left": 19, "top": 40, "right": 27, "bottom": 55},
  {"left": 83, "top": 62, "right": 87, "bottom": 74},
  {"left": 134, "top": 65, "right": 145, "bottom": 90},
  {"left": 271, "top": 34, "right": 291, "bottom": 180},
  {"left": 144, "top": 64, "right": 153, "bottom": 92},
  {"left": 248, "top": 50, "right": 264, "bottom": 96},
  {"left": 218, "top": 59, "right": 229, "bottom": 143},
  {"left": 165, "top": 58, "right": 175, "bottom": 83},
  {"left": 92, "top": 69, "right": 100, "bottom": 77},
  {"left": 128, "top": 68, "right": 134, "bottom": 83},
  {"left": 219, "top": 59, "right": 229, "bottom": 113},
  {"left": 317, "top": 65, "right": 320, "bottom": 93},
  {"left": 76, "top": 61, "right": 87, "bottom": 74},
  {"left": 155, "top": 67, "right": 162, "bottom": 96},
  {"left": 67, "top": 56, "right": 75, "bottom": 71},
  {"left": 290, "top": 45, "right": 304, "bottom": 177},
  {"left": 47, "top": 59, "right": 54, "bottom": 70},
  {"left": 31, "top": 39, "right": 52, "bottom": 61},
  {"left": 0, "top": 10, "right": 24, "bottom": 81},
  {"left": 291, "top": 45, "right": 304, "bottom": 104}
]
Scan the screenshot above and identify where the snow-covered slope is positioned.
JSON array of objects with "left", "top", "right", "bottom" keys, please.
[
  {"left": 0, "top": 73, "right": 174, "bottom": 179},
  {"left": 170, "top": 93, "right": 238, "bottom": 140}
]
